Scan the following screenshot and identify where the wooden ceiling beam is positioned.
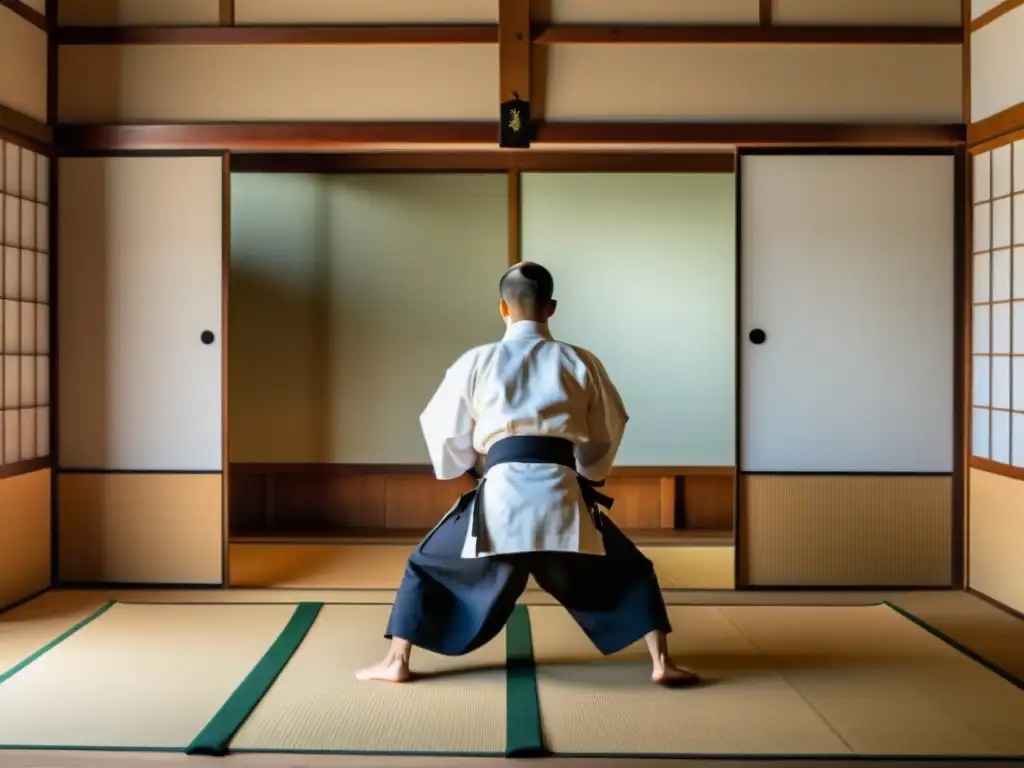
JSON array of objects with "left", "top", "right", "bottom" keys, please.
[
  {"left": 534, "top": 122, "right": 965, "bottom": 146},
  {"left": 532, "top": 24, "right": 962, "bottom": 45},
  {"left": 229, "top": 151, "right": 736, "bottom": 174},
  {"left": 55, "top": 122, "right": 965, "bottom": 152},
  {"left": 55, "top": 24, "right": 961, "bottom": 47},
  {"left": 970, "top": 0, "right": 1024, "bottom": 32},
  {"left": 0, "top": 104, "right": 52, "bottom": 153},
  {"left": 0, "top": 0, "right": 46, "bottom": 31},
  {"left": 968, "top": 103, "right": 1024, "bottom": 149},
  {"left": 56, "top": 25, "right": 498, "bottom": 45}
]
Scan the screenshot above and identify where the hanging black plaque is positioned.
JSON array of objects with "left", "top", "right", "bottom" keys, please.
[{"left": 499, "top": 97, "right": 532, "bottom": 149}]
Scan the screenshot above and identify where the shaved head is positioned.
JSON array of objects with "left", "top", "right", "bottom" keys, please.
[{"left": 499, "top": 262, "right": 555, "bottom": 322}]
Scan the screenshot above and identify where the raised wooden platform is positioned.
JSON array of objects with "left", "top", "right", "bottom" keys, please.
[{"left": 228, "top": 541, "right": 737, "bottom": 589}]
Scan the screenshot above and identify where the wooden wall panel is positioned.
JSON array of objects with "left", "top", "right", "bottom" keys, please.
[
  {"left": 234, "top": 0, "right": 497, "bottom": 24},
  {"left": 970, "top": 3, "right": 1024, "bottom": 123},
  {"left": 969, "top": 469, "right": 1024, "bottom": 614},
  {"left": 384, "top": 475, "right": 474, "bottom": 529},
  {"left": 773, "top": 0, "right": 961, "bottom": 26},
  {"left": 545, "top": 45, "right": 961, "bottom": 123},
  {"left": 0, "top": 5, "right": 47, "bottom": 124},
  {"left": 682, "top": 474, "right": 734, "bottom": 530},
  {"left": 59, "top": 0, "right": 219, "bottom": 26},
  {"left": 58, "top": 473, "right": 223, "bottom": 585},
  {"left": 549, "top": 0, "right": 758, "bottom": 24},
  {"left": 229, "top": 465, "right": 733, "bottom": 535},
  {"left": 742, "top": 475, "right": 953, "bottom": 587},
  {"left": 0, "top": 469, "right": 49, "bottom": 609},
  {"left": 600, "top": 477, "right": 663, "bottom": 529},
  {"left": 58, "top": 46, "right": 498, "bottom": 123}
]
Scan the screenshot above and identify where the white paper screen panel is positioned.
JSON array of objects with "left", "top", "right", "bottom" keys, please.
[
  {"left": 228, "top": 173, "right": 508, "bottom": 464},
  {"left": 741, "top": 154, "right": 954, "bottom": 473},
  {"left": 970, "top": 4, "right": 1024, "bottom": 123},
  {"left": 58, "top": 156, "right": 223, "bottom": 471},
  {"left": 0, "top": 141, "right": 50, "bottom": 467},
  {"left": 520, "top": 172, "right": 736, "bottom": 467},
  {"left": 970, "top": 143, "right": 1024, "bottom": 468}
]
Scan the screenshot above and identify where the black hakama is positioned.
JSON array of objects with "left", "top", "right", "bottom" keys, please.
[{"left": 384, "top": 438, "right": 672, "bottom": 657}]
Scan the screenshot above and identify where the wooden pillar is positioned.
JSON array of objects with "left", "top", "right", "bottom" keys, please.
[
  {"left": 219, "top": 0, "right": 235, "bottom": 26},
  {"left": 508, "top": 169, "right": 521, "bottom": 265}
]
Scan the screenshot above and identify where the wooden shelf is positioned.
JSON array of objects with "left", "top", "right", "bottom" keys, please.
[
  {"left": 231, "top": 527, "right": 734, "bottom": 547},
  {"left": 229, "top": 462, "right": 735, "bottom": 535}
]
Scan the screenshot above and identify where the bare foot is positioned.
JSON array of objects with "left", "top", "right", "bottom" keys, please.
[
  {"left": 355, "top": 656, "right": 412, "bottom": 683},
  {"left": 644, "top": 630, "right": 699, "bottom": 687},
  {"left": 652, "top": 660, "right": 700, "bottom": 687}
]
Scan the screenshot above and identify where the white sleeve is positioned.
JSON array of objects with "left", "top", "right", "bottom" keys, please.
[
  {"left": 419, "top": 354, "right": 479, "bottom": 481},
  {"left": 575, "top": 354, "right": 628, "bottom": 482}
]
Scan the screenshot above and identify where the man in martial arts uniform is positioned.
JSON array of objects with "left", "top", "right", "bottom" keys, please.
[{"left": 357, "top": 262, "right": 696, "bottom": 686}]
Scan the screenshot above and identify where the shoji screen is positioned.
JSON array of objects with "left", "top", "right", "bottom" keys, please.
[
  {"left": 968, "top": 140, "right": 1024, "bottom": 616},
  {"left": 971, "top": 143, "right": 1024, "bottom": 467},
  {"left": 1, "top": 140, "right": 50, "bottom": 469}
]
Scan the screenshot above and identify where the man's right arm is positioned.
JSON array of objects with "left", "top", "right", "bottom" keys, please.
[{"left": 575, "top": 353, "right": 628, "bottom": 482}]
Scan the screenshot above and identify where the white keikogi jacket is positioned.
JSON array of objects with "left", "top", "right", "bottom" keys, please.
[{"left": 419, "top": 320, "right": 628, "bottom": 558}]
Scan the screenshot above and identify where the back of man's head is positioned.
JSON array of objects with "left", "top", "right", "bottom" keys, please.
[{"left": 499, "top": 262, "right": 555, "bottom": 322}]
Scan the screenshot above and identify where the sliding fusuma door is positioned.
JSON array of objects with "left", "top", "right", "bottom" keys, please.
[
  {"left": 739, "top": 153, "right": 955, "bottom": 587},
  {"left": 57, "top": 155, "right": 225, "bottom": 585}
]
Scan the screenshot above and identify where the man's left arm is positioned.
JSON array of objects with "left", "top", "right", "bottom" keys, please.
[{"left": 419, "top": 354, "right": 479, "bottom": 481}]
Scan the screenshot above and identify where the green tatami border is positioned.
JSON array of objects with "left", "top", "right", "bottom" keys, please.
[
  {"left": 0, "top": 600, "right": 183, "bottom": 754},
  {"left": 2, "top": 599, "right": 1021, "bottom": 761},
  {"left": 505, "top": 603, "right": 546, "bottom": 757},
  {"left": 186, "top": 601, "right": 323, "bottom": 756},
  {"left": 0, "top": 600, "right": 115, "bottom": 685}
]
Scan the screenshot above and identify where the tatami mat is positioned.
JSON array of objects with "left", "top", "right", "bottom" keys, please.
[
  {"left": 0, "top": 592, "right": 109, "bottom": 677},
  {"left": 722, "top": 605, "right": 1024, "bottom": 756},
  {"left": 230, "top": 543, "right": 734, "bottom": 590},
  {"left": 2, "top": 593, "right": 1024, "bottom": 759},
  {"left": 529, "top": 603, "right": 1024, "bottom": 758},
  {"left": 0, "top": 602, "right": 296, "bottom": 750},
  {"left": 230, "top": 603, "right": 508, "bottom": 755}
]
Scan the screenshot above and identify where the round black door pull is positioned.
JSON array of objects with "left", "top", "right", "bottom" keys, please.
[
  {"left": 200, "top": 330, "right": 216, "bottom": 345},
  {"left": 748, "top": 329, "right": 766, "bottom": 345}
]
